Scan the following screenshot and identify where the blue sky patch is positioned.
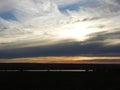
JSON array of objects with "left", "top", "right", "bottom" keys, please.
[
  {"left": 59, "top": 0, "right": 98, "bottom": 12},
  {"left": 0, "top": 11, "right": 16, "bottom": 20}
]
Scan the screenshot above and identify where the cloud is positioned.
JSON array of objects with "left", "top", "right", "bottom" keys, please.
[
  {"left": 0, "top": 39, "right": 120, "bottom": 59},
  {"left": 0, "top": 0, "right": 120, "bottom": 57},
  {"left": 54, "top": 0, "right": 82, "bottom": 7},
  {"left": 0, "top": 0, "right": 64, "bottom": 47}
]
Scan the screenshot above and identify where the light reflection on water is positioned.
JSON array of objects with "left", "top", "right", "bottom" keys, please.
[{"left": 0, "top": 69, "right": 94, "bottom": 72}]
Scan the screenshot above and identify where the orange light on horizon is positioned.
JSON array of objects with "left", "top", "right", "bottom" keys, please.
[{"left": 0, "top": 56, "right": 120, "bottom": 64}]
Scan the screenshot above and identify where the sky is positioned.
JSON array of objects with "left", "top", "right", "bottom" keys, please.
[{"left": 0, "top": 0, "right": 120, "bottom": 63}]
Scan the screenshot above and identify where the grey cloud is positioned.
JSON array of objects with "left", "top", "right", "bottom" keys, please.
[
  {"left": 0, "top": 39, "right": 120, "bottom": 59},
  {"left": 116, "top": 0, "right": 120, "bottom": 4},
  {"left": 83, "top": 30, "right": 120, "bottom": 46}
]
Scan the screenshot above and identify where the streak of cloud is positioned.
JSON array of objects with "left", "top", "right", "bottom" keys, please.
[{"left": 0, "top": 56, "right": 120, "bottom": 64}]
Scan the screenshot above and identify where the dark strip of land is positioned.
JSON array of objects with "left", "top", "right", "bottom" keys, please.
[{"left": 0, "top": 63, "right": 120, "bottom": 72}]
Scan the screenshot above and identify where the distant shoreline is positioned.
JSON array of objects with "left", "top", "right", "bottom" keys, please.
[{"left": 0, "top": 63, "right": 120, "bottom": 72}]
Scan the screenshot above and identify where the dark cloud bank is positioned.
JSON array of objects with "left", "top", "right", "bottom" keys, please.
[{"left": 0, "top": 38, "right": 120, "bottom": 59}]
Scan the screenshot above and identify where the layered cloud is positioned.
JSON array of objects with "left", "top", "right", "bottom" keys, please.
[{"left": 0, "top": 0, "right": 120, "bottom": 58}]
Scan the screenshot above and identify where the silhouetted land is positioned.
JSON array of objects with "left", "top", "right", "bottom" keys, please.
[
  {"left": 0, "top": 63, "right": 120, "bottom": 89},
  {"left": 0, "top": 63, "right": 120, "bottom": 71}
]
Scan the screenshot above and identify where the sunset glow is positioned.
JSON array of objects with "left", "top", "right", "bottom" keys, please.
[
  {"left": 57, "top": 20, "right": 107, "bottom": 42},
  {"left": 0, "top": 56, "right": 120, "bottom": 64}
]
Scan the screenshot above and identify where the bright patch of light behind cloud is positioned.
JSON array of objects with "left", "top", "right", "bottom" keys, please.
[{"left": 0, "top": 0, "right": 120, "bottom": 49}]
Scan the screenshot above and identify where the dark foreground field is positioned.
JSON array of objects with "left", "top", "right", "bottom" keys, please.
[{"left": 0, "top": 63, "right": 120, "bottom": 90}]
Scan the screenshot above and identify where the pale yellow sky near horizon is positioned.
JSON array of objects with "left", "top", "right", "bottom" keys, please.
[{"left": 0, "top": 56, "right": 120, "bottom": 64}]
